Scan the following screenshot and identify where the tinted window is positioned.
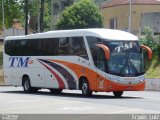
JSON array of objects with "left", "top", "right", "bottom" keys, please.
[
  {"left": 86, "top": 36, "right": 108, "bottom": 71},
  {"left": 5, "top": 40, "right": 17, "bottom": 56},
  {"left": 4, "top": 37, "right": 88, "bottom": 59},
  {"left": 44, "top": 38, "right": 59, "bottom": 55},
  {"left": 5, "top": 38, "right": 59, "bottom": 56},
  {"left": 59, "top": 37, "right": 70, "bottom": 55},
  {"left": 70, "top": 37, "right": 88, "bottom": 59}
]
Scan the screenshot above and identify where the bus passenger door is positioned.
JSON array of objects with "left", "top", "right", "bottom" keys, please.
[{"left": 93, "top": 48, "right": 107, "bottom": 90}]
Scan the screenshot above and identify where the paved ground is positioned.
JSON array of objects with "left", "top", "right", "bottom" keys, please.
[{"left": 0, "top": 86, "right": 160, "bottom": 114}]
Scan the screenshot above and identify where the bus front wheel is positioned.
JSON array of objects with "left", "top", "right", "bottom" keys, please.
[
  {"left": 113, "top": 91, "right": 123, "bottom": 97},
  {"left": 81, "top": 79, "right": 92, "bottom": 96},
  {"left": 22, "top": 76, "right": 35, "bottom": 93}
]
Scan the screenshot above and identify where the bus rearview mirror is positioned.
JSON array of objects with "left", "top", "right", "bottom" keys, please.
[
  {"left": 141, "top": 45, "right": 152, "bottom": 60},
  {"left": 95, "top": 44, "right": 110, "bottom": 60}
]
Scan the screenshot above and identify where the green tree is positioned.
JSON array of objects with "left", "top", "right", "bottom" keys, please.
[
  {"left": 28, "top": 0, "right": 51, "bottom": 32},
  {"left": 139, "top": 27, "right": 160, "bottom": 58},
  {"left": 140, "top": 27, "right": 158, "bottom": 54},
  {"left": 0, "top": 0, "right": 23, "bottom": 29},
  {"left": 0, "top": 0, "right": 51, "bottom": 32},
  {"left": 56, "top": 0, "right": 103, "bottom": 29}
]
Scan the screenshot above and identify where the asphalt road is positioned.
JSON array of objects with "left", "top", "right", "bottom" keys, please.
[{"left": 0, "top": 86, "right": 160, "bottom": 114}]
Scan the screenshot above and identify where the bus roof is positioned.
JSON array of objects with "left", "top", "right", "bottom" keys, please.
[{"left": 5, "top": 28, "right": 138, "bottom": 41}]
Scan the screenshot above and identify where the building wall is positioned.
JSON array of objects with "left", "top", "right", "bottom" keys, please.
[
  {"left": 102, "top": 4, "right": 160, "bottom": 35},
  {"left": 4, "top": 28, "right": 25, "bottom": 37},
  {"left": 102, "top": 5, "right": 130, "bottom": 32}
]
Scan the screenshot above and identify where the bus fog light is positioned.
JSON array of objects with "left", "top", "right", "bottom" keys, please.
[{"left": 139, "top": 80, "right": 144, "bottom": 82}]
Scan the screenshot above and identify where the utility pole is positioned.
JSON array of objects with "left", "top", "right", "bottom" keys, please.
[
  {"left": 40, "top": 0, "right": 44, "bottom": 32},
  {"left": 2, "top": 0, "right": 5, "bottom": 38},
  {"left": 128, "top": 0, "right": 132, "bottom": 33},
  {"left": 25, "top": 0, "right": 28, "bottom": 35}
]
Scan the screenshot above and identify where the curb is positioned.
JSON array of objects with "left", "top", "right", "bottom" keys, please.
[{"left": 145, "top": 78, "right": 160, "bottom": 91}]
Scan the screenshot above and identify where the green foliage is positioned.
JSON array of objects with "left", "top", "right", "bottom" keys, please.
[
  {"left": 56, "top": 0, "right": 103, "bottom": 29},
  {"left": 0, "top": 0, "right": 51, "bottom": 32},
  {"left": 139, "top": 27, "right": 159, "bottom": 55},
  {"left": 28, "top": 0, "right": 51, "bottom": 32},
  {"left": 145, "top": 56, "right": 160, "bottom": 78},
  {"left": 0, "top": 0, "right": 23, "bottom": 29},
  {"left": 43, "top": 0, "right": 51, "bottom": 31},
  {"left": 157, "top": 34, "right": 160, "bottom": 50}
]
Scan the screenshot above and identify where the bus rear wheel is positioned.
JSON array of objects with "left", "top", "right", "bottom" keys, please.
[
  {"left": 50, "top": 89, "right": 63, "bottom": 94},
  {"left": 113, "top": 91, "right": 123, "bottom": 97},
  {"left": 81, "top": 79, "right": 92, "bottom": 96}
]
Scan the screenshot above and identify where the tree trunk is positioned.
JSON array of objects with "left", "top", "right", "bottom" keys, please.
[
  {"left": 40, "top": 0, "right": 44, "bottom": 32},
  {"left": 25, "top": 0, "right": 28, "bottom": 35}
]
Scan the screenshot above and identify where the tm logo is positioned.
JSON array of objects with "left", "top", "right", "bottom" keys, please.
[{"left": 9, "top": 57, "right": 31, "bottom": 67}]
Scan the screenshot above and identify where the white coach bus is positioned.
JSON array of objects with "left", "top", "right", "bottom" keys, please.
[{"left": 3, "top": 29, "right": 152, "bottom": 97}]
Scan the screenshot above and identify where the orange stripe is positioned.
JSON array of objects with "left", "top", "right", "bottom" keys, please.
[{"left": 48, "top": 59, "right": 145, "bottom": 92}]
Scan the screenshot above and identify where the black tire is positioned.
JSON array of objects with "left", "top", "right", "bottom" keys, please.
[
  {"left": 31, "top": 88, "right": 39, "bottom": 93},
  {"left": 50, "top": 89, "right": 63, "bottom": 94},
  {"left": 22, "top": 76, "right": 33, "bottom": 93},
  {"left": 113, "top": 91, "right": 123, "bottom": 97},
  {"left": 81, "top": 79, "right": 92, "bottom": 96}
]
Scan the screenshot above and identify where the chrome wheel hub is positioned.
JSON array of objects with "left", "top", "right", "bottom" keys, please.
[
  {"left": 24, "top": 81, "right": 30, "bottom": 90},
  {"left": 82, "top": 82, "right": 88, "bottom": 94}
]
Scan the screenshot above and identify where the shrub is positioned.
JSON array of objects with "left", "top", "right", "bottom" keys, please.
[
  {"left": 56, "top": 0, "right": 103, "bottom": 29},
  {"left": 140, "top": 27, "right": 159, "bottom": 55}
]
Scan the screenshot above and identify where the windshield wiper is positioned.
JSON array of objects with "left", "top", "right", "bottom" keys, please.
[{"left": 120, "top": 53, "right": 139, "bottom": 76}]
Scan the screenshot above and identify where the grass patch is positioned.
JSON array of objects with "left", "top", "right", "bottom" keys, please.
[{"left": 145, "top": 56, "right": 160, "bottom": 78}]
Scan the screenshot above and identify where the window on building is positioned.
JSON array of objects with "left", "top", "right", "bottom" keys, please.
[{"left": 110, "top": 18, "right": 117, "bottom": 29}]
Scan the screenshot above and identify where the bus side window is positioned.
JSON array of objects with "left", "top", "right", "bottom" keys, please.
[
  {"left": 5, "top": 40, "right": 13, "bottom": 55},
  {"left": 5, "top": 40, "right": 28, "bottom": 56},
  {"left": 70, "top": 37, "right": 88, "bottom": 59},
  {"left": 90, "top": 46, "right": 98, "bottom": 66},
  {"left": 96, "top": 48, "right": 106, "bottom": 72},
  {"left": 59, "top": 37, "right": 70, "bottom": 55},
  {"left": 89, "top": 46, "right": 106, "bottom": 71},
  {"left": 43, "top": 38, "right": 59, "bottom": 56},
  {"left": 87, "top": 36, "right": 107, "bottom": 72}
]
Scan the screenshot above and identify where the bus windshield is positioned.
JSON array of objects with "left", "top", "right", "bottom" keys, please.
[
  {"left": 106, "top": 41, "right": 145, "bottom": 77},
  {"left": 87, "top": 37, "right": 145, "bottom": 77}
]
